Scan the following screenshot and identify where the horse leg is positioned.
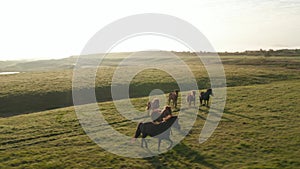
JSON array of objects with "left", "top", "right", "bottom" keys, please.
[
  {"left": 166, "top": 138, "right": 173, "bottom": 150},
  {"left": 173, "top": 99, "right": 177, "bottom": 108},
  {"left": 142, "top": 138, "right": 148, "bottom": 148},
  {"left": 172, "top": 98, "right": 174, "bottom": 107},
  {"left": 141, "top": 137, "right": 144, "bottom": 148},
  {"left": 144, "top": 139, "right": 148, "bottom": 148},
  {"left": 188, "top": 97, "right": 191, "bottom": 107},
  {"left": 200, "top": 96, "right": 203, "bottom": 106},
  {"left": 206, "top": 98, "right": 210, "bottom": 107},
  {"left": 158, "top": 138, "right": 161, "bottom": 151},
  {"left": 142, "top": 134, "right": 148, "bottom": 148},
  {"left": 141, "top": 138, "right": 144, "bottom": 148}
]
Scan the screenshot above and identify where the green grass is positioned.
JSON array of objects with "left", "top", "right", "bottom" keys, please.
[
  {"left": 0, "top": 54, "right": 299, "bottom": 116},
  {"left": 0, "top": 54, "right": 300, "bottom": 168},
  {"left": 0, "top": 80, "right": 299, "bottom": 168}
]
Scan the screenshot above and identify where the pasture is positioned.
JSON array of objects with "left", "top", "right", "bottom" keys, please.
[{"left": 0, "top": 53, "right": 299, "bottom": 168}]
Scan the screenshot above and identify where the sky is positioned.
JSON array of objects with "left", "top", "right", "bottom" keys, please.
[{"left": 0, "top": 0, "right": 300, "bottom": 61}]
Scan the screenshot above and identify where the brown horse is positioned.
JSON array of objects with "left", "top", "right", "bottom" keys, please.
[
  {"left": 186, "top": 90, "right": 196, "bottom": 107},
  {"left": 168, "top": 90, "right": 179, "bottom": 108}
]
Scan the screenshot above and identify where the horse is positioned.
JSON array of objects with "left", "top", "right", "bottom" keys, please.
[
  {"left": 146, "top": 98, "right": 160, "bottom": 111},
  {"left": 186, "top": 90, "right": 196, "bottom": 107},
  {"left": 168, "top": 90, "right": 179, "bottom": 108},
  {"left": 150, "top": 106, "right": 173, "bottom": 123},
  {"left": 133, "top": 116, "right": 181, "bottom": 151},
  {"left": 199, "top": 88, "right": 213, "bottom": 107},
  {"left": 146, "top": 98, "right": 160, "bottom": 116}
]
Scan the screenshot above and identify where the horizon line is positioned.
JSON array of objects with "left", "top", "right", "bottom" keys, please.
[{"left": 1, "top": 48, "right": 299, "bottom": 61}]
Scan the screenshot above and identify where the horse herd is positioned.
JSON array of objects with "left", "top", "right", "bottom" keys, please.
[
  {"left": 169, "top": 88, "right": 213, "bottom": 108},
  {"left": 132, "top": 88, "right": 213, "bottom": 151}
]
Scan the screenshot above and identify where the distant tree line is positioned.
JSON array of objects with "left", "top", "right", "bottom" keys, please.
[{"left": 217, "top": 49, "right": 300, "bottom": 57}]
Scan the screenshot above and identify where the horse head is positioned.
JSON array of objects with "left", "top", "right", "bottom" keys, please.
[
  {"left": 162, "top": 105, "right": 172, "bottom": 114},
  {"left": 207, "top": 88, "right": 213, "bottom": 96}
]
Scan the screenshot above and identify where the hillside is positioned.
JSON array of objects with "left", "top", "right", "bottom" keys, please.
[{"left": 0, "top": 53, "right": 299, "bottom": 117}]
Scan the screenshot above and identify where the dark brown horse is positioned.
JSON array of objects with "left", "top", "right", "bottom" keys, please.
[
  {"left": 133, "top": 116, "right": 180, "bottom": 151},
  {"left": 168, "top": 90, "right": 179, "bottom": 108}
]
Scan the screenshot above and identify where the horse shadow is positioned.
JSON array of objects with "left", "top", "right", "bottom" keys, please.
[
  {"left": 198, "top": 107, "right": 234, "bottom": 122},
  {"left": 145, "top": 143, "right": 219, "bottom": 169},
  {"left": 200, "top": 106, "right": 253, "bottom": 121},
  {"left": 223, "top": 108, "right": 254, "bottom": 120}
]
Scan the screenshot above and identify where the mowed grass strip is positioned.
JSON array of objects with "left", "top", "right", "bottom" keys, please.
[{"left": 0, "top": 80, "right": 299, "bottom": 169}]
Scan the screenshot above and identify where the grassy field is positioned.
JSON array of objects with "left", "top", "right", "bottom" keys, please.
[
  {"left": 0, "top": 53, "right": 299, "bottom": 116},
  {"left": 0, "top": 53, "right": 300, "bottom": 168}
]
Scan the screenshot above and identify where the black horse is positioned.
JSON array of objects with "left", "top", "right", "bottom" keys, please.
[
  {"left": 199, "top": 88, "right": 213, "bottom": 107},
  {"left": 133, "top": 116, "right": 180, "bottom": 151}
]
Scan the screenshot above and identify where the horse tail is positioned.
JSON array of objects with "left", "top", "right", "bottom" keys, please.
[{"left": 134, "top": 122, "right": 143, "bottom": 138}]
